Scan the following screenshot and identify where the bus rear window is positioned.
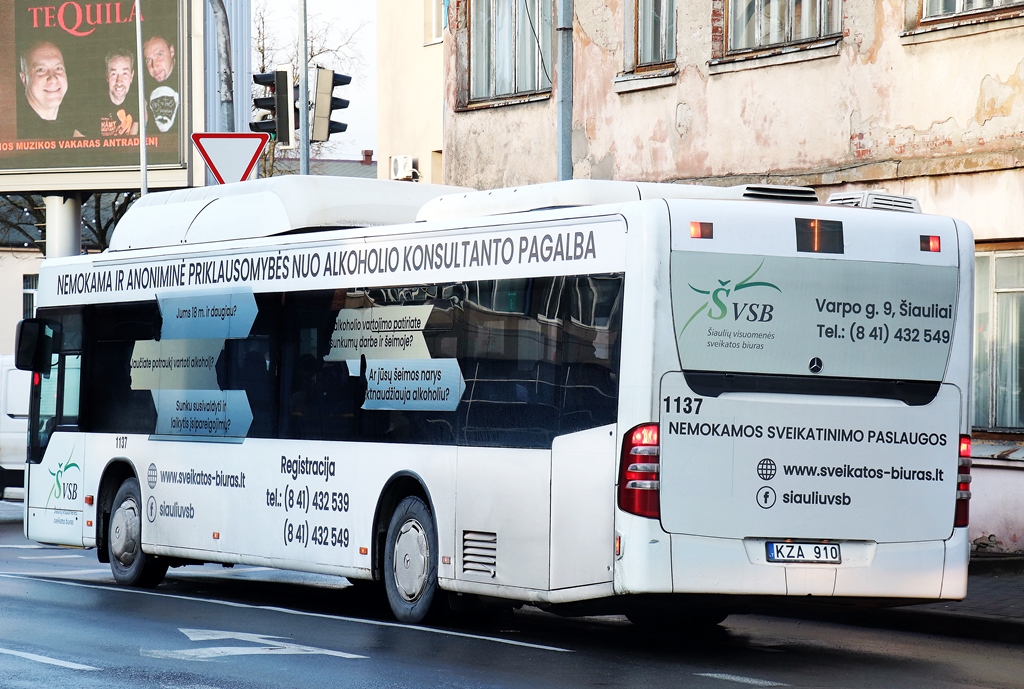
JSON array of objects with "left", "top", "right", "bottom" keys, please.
[{"left": 671, "top": 251, "right": 958, "bottom": 387}]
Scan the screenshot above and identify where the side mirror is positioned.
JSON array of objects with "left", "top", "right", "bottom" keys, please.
[{"left": 15, "top": 319, "right": 60, "bottom": 374}]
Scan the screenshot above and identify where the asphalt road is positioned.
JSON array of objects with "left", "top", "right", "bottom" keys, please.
[{"left": 1, "top": 500, "right": 1021, "bottom": 689}]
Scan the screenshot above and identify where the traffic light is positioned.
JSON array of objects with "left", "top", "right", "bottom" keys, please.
[
  {"left": 250, "top": 66, "right": 297, "bottom": 149},
  {"left": 311, "top": 68, "right": 351, "bottom": 142}
]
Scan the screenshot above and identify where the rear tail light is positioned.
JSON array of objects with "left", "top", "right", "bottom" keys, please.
[
  {"left": 618, "top": 423, "right": 660, "bottom": 519},
  {"left": 954, "top": 434, "right": 971, "bottom": 528},
  {"left": 690, "top": 222, "right": 713, "bottom": 239},
  {"left": 920, "top": 235, "right": 941, "bottom": 252}
]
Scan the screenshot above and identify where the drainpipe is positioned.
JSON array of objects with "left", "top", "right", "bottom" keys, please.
[{"left": 556, "top": 0, "right": 573, "bottom": 181}]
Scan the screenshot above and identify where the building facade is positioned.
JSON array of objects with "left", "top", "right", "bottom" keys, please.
[
  {"left": 377, "top": 0, "right": 447, "bottom": 183},
  {"left": 438, "top": 0, "right": 1024, "bottom": 552},
  {"left": 0, "top": 250, "right": 43, "bottom": 355}
]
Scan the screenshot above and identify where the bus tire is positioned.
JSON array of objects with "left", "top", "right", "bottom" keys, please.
[
  {"left": 108, "top": 478, "right": 167, "bottom": 588},
  {"left": 383, "top": 495, "right": 439, "bottom": 624}
]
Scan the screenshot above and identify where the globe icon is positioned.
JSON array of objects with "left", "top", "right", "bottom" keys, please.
[{"left": 757, "top": 458, "right": 777, "bottom": 481}]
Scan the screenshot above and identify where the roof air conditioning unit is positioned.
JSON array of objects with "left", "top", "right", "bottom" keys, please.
[
  {"left": 390, "top": 155, "right": 416, "bottom": 181},
  {"left": 826, "top": 191, "right": 922, "bottom": 213}
]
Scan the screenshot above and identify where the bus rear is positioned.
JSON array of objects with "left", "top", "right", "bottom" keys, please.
[{"left": 619, "top": 198, "right": 972, "bottom": 605}]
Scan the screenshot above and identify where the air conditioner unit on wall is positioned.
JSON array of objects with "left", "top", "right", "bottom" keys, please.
[{"left": 390, "top": 155, "right": 416, "bottom": 181}]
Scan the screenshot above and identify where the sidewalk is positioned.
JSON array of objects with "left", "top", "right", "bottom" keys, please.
[
  {"left": 3, "top": 499, "right": 1023, "bottom": 642},
  {"left": 864, "top": 557, "right": 1024, "bottom": 644}
]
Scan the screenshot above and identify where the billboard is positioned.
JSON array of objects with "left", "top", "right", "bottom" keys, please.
[{"left": 0, "top": 0, "right": 193, "bottom": 185}]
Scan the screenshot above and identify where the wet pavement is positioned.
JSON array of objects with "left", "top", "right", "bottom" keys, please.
[{"left": 3, "top": 499, "right": 1022, "bottom": 643}]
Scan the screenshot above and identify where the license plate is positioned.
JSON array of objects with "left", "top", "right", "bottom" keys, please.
[{"left": 766, "top": 541, "right": 841, "bottom": 564}]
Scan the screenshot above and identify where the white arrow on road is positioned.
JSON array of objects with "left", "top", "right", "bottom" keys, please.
[{"left": 141, "top": 628, "right": 367, "bottom": 661}]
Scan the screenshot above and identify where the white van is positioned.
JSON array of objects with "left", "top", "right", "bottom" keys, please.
[{"left": 1, "top": 354, "right": 30, "bottom": 501}]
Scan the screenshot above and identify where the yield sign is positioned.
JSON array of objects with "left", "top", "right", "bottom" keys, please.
[{"left": 191, "top": 132, "right": 270, "bottom": 184}]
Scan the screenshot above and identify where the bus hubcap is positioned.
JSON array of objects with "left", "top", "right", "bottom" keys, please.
[
  {"left": 393, "top": 519, "right": 428, "bottom": 602},
  {"left": 110, "top": 498, "right": 140, "bottom": 567}
]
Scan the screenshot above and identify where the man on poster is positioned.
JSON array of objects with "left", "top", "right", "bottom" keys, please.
[
  {"left": 96, "top": 48, "right": 140, "bottom": 137},
  {"left": 143, "top": 34, "right": 180, "bottom": 134},
  {"left": 17, "top": 40, "right": 83, "bottom": 139}
]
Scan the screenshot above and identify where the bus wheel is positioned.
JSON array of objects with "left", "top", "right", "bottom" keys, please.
[
  {"left": 108, "top": 478, "right": 167, "bottom": 588},
  {"left": 383, "top": 496, "right": 438, "bottom": 624}
]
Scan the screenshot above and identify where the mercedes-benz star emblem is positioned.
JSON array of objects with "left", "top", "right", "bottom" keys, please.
[{"left": 809, "top": 357, "right": 823, "bottom": 374}]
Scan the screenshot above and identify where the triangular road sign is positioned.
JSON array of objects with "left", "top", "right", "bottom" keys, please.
[{"left": 192, "top": 133, "right": 270, "bottom": 184}]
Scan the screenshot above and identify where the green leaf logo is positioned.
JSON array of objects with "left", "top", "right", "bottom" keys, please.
[
  {"left": 679, "top": 260, "right": 781, "bottom": 337},
  {"left": 46, "top": 456, "right": 80, "bottom": 509}
]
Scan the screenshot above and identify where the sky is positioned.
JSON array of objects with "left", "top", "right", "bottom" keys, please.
[{"left": 256, "top": 0, "right": 378, "bottom": 161}]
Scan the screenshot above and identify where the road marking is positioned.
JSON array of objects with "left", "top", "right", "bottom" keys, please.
[
  {"left": 142, "top": 628, "right": 367, "bottom": 661},
  {"left": 17, "top": 568, "right": 111, "bottom": 578},
  {"left": 0, "top": 545, "right": 45, "bottom": 549},
  {"left": 695, "top": 673, "right": 788, "bottom": 687},
  {"left": 18, "top": 554, "right": 85, "bottom": 560},
  {"left": 0, "top": 647, "right": 98, "bottom": 671},
  {"left": 0, "top": 574, "right": 573, "bottom": 653}
]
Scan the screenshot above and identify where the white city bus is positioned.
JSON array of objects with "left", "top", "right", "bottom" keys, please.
[{"left": 16, "top": 176, "right": 974, "bottom": 625}]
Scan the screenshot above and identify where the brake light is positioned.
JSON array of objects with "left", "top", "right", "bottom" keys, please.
[
  {"left": 618, "top": 423, "right": 660, "bottom": 519},
  {"left": 954, "top": 434, "right": 971, "bottom": 528},
  {"left": 690, "top": 221, "right": 713, "bottom": 239},
  {"left": 920, "top": 235, "right": 941, "bottom": 252}
]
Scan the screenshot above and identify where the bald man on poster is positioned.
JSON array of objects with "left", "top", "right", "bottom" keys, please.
[
  {"left": 143, "top": 34, "right": 180, "bottom": 134},
  {"left": 17, "top": 40, "right": 83, "bottom": 139}
]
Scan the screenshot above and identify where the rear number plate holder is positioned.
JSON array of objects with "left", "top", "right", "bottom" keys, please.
[{"left": 766, "top": 542, "right": 841, "bottom": 564}]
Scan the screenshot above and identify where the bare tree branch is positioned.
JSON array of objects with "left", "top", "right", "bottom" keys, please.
[{"left": 251, "top": 0, "right": 366, "bottom": 178}]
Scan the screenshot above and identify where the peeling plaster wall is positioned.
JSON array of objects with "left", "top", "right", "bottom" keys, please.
[
  {"left": 444, "top": 101, "right": 560, "bottom": 188},
  {"left": 971, "top": 465, "right": 1024, "bottom": 555},
  {"left": 443, "top": 0, "right": 1024, "bottom": 239}
]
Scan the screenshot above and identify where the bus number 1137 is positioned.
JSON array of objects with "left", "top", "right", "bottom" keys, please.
[{"left": 664, "top": 396, "right": 703, "bottom": 415}]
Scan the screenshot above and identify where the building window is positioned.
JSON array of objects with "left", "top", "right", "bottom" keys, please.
[
  {"left": 23, "top": 274, "right": 38, "bottom": 319},
  {"left": 972, "top": 252, "right": 1024, "bottom": 431},
  {"left": 728, "top": 0, "right": 841, "bottom": 51},
  {"left": 924, "top": 0, "right": 1022, "bottom": 17},
  {"left": 426, "top": 0, "right": 444, "bottom": 42},
  {"left": 637, "top": 0, "right": 676, "bottom": 66},
  {"left": 470, "top": 0, "right": 552, "bottom": 100}
]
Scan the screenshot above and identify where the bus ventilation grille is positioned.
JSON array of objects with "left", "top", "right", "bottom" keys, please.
[
  {"left": 740, "top": 185, "right": 819, "bottom": 203},
  {"left": 462, "top": 531, "right": 497, "bottom": 578},
  {"left": 826, "top": 191, "right": 922, "bottom": 213}
]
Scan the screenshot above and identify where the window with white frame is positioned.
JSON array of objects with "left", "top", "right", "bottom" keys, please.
[
  {"left": 728, "top": 0, "right": 841, "bottom": 51},
  {"left": 637, "top": 0, "right": 676, "bottom": 67},
  {"left": 972, "top": 252, "right": 1024, "bottom": 431},
  {"left": 470, "top": 0, "right": 552, "bottom": 100},
  {"left": 23, "top": 274, "right": 38, "bottom": 320},
  {"left": 425, "top": 0, "right": 444, "bottom": 43},
  {"left": 923, "top": 0, "right": 1023, "bottom": 18}
]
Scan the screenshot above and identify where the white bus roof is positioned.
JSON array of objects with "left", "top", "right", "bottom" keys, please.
[
  {"left": 108, "top": 176, "right": 472, "bottom": 252},
  {"left": 415, "top": 179, "right": 820, "bottom": 221}
]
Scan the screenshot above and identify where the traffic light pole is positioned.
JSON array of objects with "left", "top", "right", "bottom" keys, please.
[{"left": 299, "top": 0, "right": 310, "bottom": 176}]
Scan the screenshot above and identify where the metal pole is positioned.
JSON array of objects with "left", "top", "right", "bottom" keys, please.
[
  {"left": 299, "top": 0, "right": 310, "bottom": 175},
  {"left": 209, "top": 0, "right": 235, "bottom": 131},
  {"left": 135, "top": 0, "right": 148, "bottom": 194},
  {"left": 556, "top": 0, "right": 573, "bottom": 181}
]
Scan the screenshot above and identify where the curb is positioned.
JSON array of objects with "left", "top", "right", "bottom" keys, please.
[
  {"left": 969, "top": 556, "right": 1024, "bottom": 575},
  {"left": 843, "top": 607, "right": 1024, "bottom": 645}
]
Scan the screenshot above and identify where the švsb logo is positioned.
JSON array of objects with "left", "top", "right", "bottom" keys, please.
[
  {"left": 679, "top": 260, "right": 781, "bottom": 335},
  {"left": 46, "top": 457, "right": 80, "bottom": 508}
]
